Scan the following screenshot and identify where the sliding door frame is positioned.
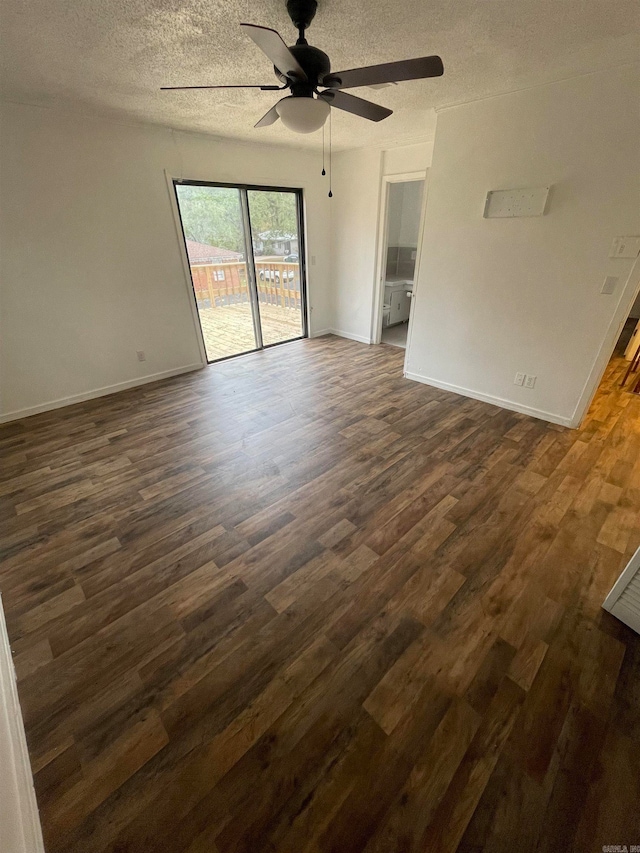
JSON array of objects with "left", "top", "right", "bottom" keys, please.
[
  {"left": 170, "top": 178, "right": 309, "bottom": 364},
  {"left": 239, "top": 188, "right": 264, "bottom": 351}
]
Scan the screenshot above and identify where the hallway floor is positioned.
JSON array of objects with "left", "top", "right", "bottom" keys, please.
[{"left": 381, "top": 321, "right": 408, "bottom": 348}]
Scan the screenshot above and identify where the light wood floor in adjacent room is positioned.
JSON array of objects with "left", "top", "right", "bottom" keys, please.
[{"left": 1, "top": 336, "right": 639, "bottom": 853}]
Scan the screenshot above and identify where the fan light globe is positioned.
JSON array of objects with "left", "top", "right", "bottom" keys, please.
[{"left": 275, "top": 96, "right": 330, "bottom": 133}]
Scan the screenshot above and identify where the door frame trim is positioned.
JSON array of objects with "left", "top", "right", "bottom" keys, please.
[
  {"left": 370, "top": 170, "right": 427, "bottom": 347},
  {"left": 0, "top": 594, "right": 46, "bottom": 853},
  {"left": 165, "top": 170, "right": 208, "bottom": 367}
]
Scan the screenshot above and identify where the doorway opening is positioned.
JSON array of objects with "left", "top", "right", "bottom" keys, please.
[
  {"left": 173, "top": 181, "right": 307, "bottom": 363},
  {"left": 607, "top": 294, "right": 640, "bottom": 393},
  {"left": 373, "top": 175, "right": 425, "bottom": 350},
  {"left": 585, "top": 281, "right": 640, "bottom": 422}
]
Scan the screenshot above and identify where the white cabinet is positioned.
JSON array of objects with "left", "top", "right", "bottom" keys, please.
[{"left": 383, "top": 280, "right": 412, "bottom": 327}]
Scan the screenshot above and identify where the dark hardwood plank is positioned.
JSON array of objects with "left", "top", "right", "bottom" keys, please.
[{"left": 0, "top": 336, "right": 638, "bottom": 853}]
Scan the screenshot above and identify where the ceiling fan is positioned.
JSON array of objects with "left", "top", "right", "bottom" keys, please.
[{"left": 161, "top": 0, "right": 444, "bottom": 134}]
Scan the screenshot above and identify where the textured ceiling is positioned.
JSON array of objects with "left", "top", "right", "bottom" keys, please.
[{"left": 1, "top": 0, "right": 638, "bottom": 150}]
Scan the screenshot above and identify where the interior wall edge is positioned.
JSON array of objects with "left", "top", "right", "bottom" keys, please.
[
  {"left": 569, "top": 263, "right": 640, "bottom": 427},
  {"left": 0, "top": 595, "right": 45, "bottom": 853},
  {"left": 0, "top": 363, "right": 204, "bottom": 424}
]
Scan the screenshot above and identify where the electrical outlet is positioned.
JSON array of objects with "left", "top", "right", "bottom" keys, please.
[
  {"left": 524, "top": 374, "right": 537, "bottom": 389},
  {"left": 136, "top": 350, "right": 146, "bottom": 362},
  {"left": 311, "top": 255, "right": 316, "bottom": 266},
  {"left": 514, "top": 372, "right": 525, "bottom": 386}
]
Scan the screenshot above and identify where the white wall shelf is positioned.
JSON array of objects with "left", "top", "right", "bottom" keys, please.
[{"left": 483, "top": 186, "right": 550, "bottom": 218}]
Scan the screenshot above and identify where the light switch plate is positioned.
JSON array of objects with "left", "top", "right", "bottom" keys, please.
[
  {"left": 609, "top": 236, "right": 640, "bottom": 259},
  {"left": 601, "top": 276, "right": 619, "bottom": 294}
]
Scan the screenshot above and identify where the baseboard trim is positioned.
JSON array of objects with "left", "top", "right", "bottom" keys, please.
[
  {"left": 404, "top": 371, "right": 574, "bottom": 428},
  {"left": 0, "top": 363, "right": 204, "bottom": 424},
  {"left": 325, "top": 329, "right": 372, "bottom": 345},
  {"left": 0, "top": 595, "right": 45, "bottom": 853}
]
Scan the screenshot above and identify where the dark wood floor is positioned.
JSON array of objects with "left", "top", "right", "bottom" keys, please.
[{"left": 1, "top": 336, "right": 639, "bottom": 853}]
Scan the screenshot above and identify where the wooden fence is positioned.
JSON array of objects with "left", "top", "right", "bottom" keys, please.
[{"left": 190, "top": 261, "right": 301, "bottom": 310}]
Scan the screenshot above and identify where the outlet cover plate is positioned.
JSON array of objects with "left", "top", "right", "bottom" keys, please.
[{"left": 601, "top": 276, "right": 619, "bottom": 294}]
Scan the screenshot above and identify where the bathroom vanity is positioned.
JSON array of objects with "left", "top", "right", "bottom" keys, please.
[{"left": 383, "top": 278, "right": 413, "bottom": 327}]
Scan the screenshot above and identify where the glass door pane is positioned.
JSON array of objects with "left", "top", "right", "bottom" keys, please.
[
  {"left": 175, "top": 184, "right": 260, "bottom": 362},
  {"left": 247, "top": 190, "right": 305, "bottom": 346}
]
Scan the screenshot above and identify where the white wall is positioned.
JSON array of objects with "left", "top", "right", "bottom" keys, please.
[
  {"left": 387, "top": 182, "right": 423, "bottom": 248},
  {"left": 398, "top": 181, "right": 423, "bottom": 248},
  {"left": 0, "top": 102, "right": 332, "bottom": 420},
  {"left": 386, "top": 183, "right": 405, "bottom": 247},
  {"left": 329, "top": 147, "right": 383, "bottom": 343},
  {"left": 330, "top": 141, "right": 433, "bottom": 343},
  {"left": 406, "top": 65, "right": 640, "bottom": 427},
  {"left": 383, "top": 142, "right": 434, "bottom": 177}
]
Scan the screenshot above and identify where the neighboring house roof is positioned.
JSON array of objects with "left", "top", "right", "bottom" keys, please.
[{"left": 186, "top": 240, "right": 242, "bottom": 264}]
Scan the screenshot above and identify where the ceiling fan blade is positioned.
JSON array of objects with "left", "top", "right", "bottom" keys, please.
[
  {"left": 254, "top": 103, "right": 281, "bottom": 128},
  {"left": 161, "top": 84, "right": 284, "bottom": 91},
  {"left": 324, "top": 56, "right": 444, "bottom": 90},
  {"left": 240, "top": 23, "right": 307, "bottom": 82},
  {"left": 319, "top": 90, "right": 392, "bottom": 122}
]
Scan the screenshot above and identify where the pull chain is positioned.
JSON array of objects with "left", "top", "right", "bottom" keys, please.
[
  {"left": 328, "top": 109, "right": 333, "bottom": 198},
  {"left": 321, "top": 123, "right": 326, "bottom": 176}
]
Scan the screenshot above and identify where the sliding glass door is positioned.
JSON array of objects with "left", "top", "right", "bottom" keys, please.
[
  {"left": 174, "top": 181, "right": 306, "bottom": 363},
  {"left": 247, "top": 190, "right": 304, "bottom": 346}
]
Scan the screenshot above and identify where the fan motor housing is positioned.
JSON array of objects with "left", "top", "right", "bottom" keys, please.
[{"left": 275, "top": 43, "right": 331, "bottom": 92}]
